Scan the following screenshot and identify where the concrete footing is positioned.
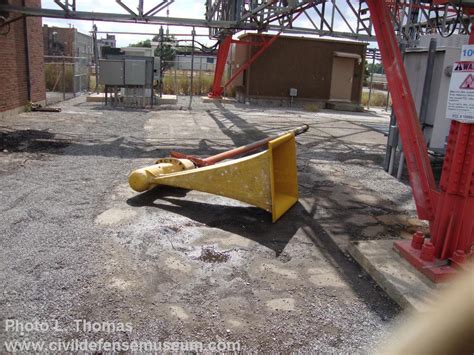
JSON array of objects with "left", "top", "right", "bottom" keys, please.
[
  {"left": 156, "top": 95, "right": 178, "bottom": 105},
  {"left": 86, "top": 94, "right": 178, "bottom": 105},
  {"left": 86, "top": 93, "right": 106, "bottom": 102},
  {"left": 326, "top": 100, "right": 364, "bottom": 112},
  {"left": 201, "top": 96, "right": 236, "bottom": 103},
  {"left": 348, "top": 239, "right": 438, "bottom": 311}
]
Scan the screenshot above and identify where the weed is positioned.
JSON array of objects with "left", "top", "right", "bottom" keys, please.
[{"left": 361, "top": 91, "right": 390, "bottom": 107}]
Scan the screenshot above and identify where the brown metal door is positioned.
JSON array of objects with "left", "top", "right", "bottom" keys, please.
[{"left": 330, "top": 57, "right": 355, "bottom": 101}]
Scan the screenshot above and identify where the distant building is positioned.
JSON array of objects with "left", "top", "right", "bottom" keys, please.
[
  {"left": 97, "top": 34, "right": 117, "bottom": 58},
  {"left": 230, "top": 34, "right": 367, "bottom": 107},
  {"left": 371, "top": 73, "right": 388, "bottom": 90},
  {"left": 175, "top": 53, "right": 216, "bottom": 71},
  {"left": 42, "top": 25, "right": 93, "bottom": 93},
  {"left": 43, "top": 25, "right": 93, "bottom": 62}
]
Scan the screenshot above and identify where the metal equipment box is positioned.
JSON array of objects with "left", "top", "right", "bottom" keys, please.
[
  {"left": 98, "top": 60, "right": 124, "bottom": 86},
  {"left": 125, "top": 59, "right": 147, "bottom": 85},
  {"left": 153, "top": 57, "right": 161, "bottom": 81},
  {"left": 405, "top": 46, "right": 463, "bottom": 152}
]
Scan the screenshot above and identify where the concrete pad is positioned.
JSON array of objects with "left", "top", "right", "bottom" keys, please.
[
  {"left": 156, "top": 94, "right": 178, "bottom": 105},
  {"left": 348, "top": 239, "right": 438, "bottom": 311},
  {"left": 86, "top": 93, "right": 106, "bottom": 102},
  {"left": 326, "top": 100, "right": 363, "bottom": 112},
  {"left": 86, "top": 94, "right": 178, "bottom": 105},
  {"left": 201, "top": 96, "right": 236, "bottom": 103}
]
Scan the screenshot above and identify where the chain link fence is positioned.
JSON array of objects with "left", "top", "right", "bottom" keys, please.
[
  {"left": 44, "top": 56, "right": 91, "bottom": 105},
  {"left": 43, "top": 56, "right": 221, "bottom": 105},
  {"left": 161, "top": 57, "right": 222, "bottom": 96}
]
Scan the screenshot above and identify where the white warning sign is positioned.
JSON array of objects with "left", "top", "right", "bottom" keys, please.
[{"left": 446, "top": 61, "right": 474, "bottom": 123}]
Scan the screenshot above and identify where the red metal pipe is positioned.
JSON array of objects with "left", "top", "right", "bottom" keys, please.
[
  {"left": 204, "top": 124, "right": 308, "bottom": 164},
  {"left": 170, "top": 124, "right": 309, "bottom": 167}
]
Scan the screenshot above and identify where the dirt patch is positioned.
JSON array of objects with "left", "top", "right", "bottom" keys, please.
[
  {"left": 0, "top": 129, "right": 70, "bottom": 153},
  {"left": 197, "top": 246, "right": 230, "bottom": 263}
]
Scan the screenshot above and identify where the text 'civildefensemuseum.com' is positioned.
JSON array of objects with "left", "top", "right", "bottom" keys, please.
[{"left": 3, "top": 319, "right": 242, "bottom": 353}]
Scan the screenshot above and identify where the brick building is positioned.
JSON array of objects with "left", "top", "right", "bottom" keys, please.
[
  {"left": 43, "top": 25, "right": 93, "bottom": 62},
  {"left": 97, "top": 34, "right": 116, "bottom": 58},
  {"left": 43, "top": 25, "right": 93, "bottom": 94},
  {"left": 0, "top": 0, "right": 45, "bottom": 116}
]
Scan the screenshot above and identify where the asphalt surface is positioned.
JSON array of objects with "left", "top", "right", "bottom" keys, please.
[{"left": 0, "top": 96, "right": 424, "bottom": 353}]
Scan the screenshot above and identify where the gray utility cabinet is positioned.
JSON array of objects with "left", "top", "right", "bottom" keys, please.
[
  {"left": 404, "top": 46, "right": 462, "bottom": 153},
  {"left": 99, "top": 56, "right": 154, "bottom": 86},
  {"left": 98, "top": 60, "right": 124, "bottom": 86},
  {"left": 125, "top": 60, "right": 147, "bottom": 85}
]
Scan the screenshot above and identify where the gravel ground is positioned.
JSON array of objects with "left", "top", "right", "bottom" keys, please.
[{"left": 0, "top": 96, "right": 423, "bottom": 353}]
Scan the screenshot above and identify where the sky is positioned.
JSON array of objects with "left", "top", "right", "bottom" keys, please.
[
  {"left": 41, "top": 0, "right": 377, "bottom": 48},
  {"left": 41, "top": 0, "right": 211, "bottom": 47}
]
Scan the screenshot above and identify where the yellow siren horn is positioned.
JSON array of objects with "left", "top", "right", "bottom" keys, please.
[{"left": 129, "top": 127, "right": 307, "bottom": 222}]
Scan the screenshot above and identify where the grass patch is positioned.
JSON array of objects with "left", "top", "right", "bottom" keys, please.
[
  {"left": 89, "top": 75, "right": 104, "bottom": 93},
  {"left": 361, "top": 91, "right": 390, "bottom": 107},
  {"left": 162, "top": 70, "right": 214, "bottom": 95},
  {"left": 44, "top": 64, "right": 75, "bottom": 92},
  {"left": 303, "top": 103, "right": 321, "bottom": 112},
  {"left": 76, "top": 69, "right": 215, "bottom": 95}
]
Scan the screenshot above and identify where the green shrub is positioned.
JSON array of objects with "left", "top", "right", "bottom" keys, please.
[
  {"left": 89, "top": 75, "right": 104, "bottom": 93},
  {"left": 44, "top": 64, "right": 75, "bottom": 92},
  {"left": 162, "top": 70, "right": 214, "bottom": 95}
]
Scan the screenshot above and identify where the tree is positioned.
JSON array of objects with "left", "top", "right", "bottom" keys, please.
[
  {"left": 371, "top": 63, "right": 384, "bottom": 74},
  {"left": 129, "top": 39, "right": 152, "bottom": 48},
  {"left": 175, "top": 45, "right": 194, "bottom": 55},
  {"left": 129, "top": 36, "right": 177, "bottom": 71},
  {"left": 152, "top": 35, "right": 177, "bottom": 70},
  {"left": 363, "top": 60, "right": 371, "bottom": 86}
]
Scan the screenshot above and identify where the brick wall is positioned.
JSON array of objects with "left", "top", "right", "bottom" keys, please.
[
  {"left": 0, "top": 0, "right": 45, "bottom": 113},
  {"left": 43, "top": 25, "right": 75, "bottom": 57}
]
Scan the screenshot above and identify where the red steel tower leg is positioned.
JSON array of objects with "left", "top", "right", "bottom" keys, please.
[
  {"left": 366, "top": 0, "right": 438, "bottom": 221},
  {"left": 432, "top": 121, "right": 474, "bottom": 261},
  {"left": 428, "top": 22, "right": 474, "bottom": 271},
  {"left": 209, "top": 35, "right": 233, "bottom": 98},
  {"left": 366, "top": 1, "right": 474, "bottom": 282},
  {"left": 395, "top": 20, "right": 474, "bottom": 282}
]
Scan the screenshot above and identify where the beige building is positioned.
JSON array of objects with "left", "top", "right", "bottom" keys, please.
[{"left": 230, "top": 34, "right": 367, "bottom": 106}]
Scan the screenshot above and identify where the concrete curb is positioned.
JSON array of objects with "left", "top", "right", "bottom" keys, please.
[{"left": 348, "top": 240, "right": 438, "bottom": 311}]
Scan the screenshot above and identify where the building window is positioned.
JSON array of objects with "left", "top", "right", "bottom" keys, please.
[{"left": 206, "top": 57, "right": 214, "bottom": 64}]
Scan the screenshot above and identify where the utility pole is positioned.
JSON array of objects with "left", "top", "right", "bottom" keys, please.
[{"left": 92, "top": 24, "right": 99, "bottom": 93}]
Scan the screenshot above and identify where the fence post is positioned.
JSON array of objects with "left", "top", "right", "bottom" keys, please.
[
  {"left": 174, "top": 60, "right": 178, "bottom": 95},
  {"left": 188, "top": 27, "right": 195, "bottom": 109},
  {"left": 62, "top": 58, "right": 66, "bottom": 101},
  {"left": 367, "top": 49, "right": 376, "bottom": 110},
  {"left": 74, "top": 61, "right": 78, "bottom": 98},
  {"left": 199, "top": 57, "right": 202, "bottom": 95}
]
